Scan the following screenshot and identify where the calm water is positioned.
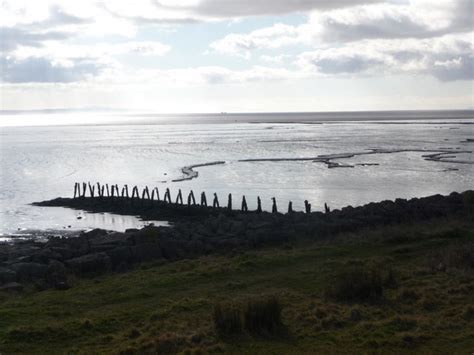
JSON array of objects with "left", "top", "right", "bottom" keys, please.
[{"left": 0, "top": 111, "right": 473, "bottom": 237}]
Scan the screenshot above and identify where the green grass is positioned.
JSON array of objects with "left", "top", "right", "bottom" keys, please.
[{"left": 1, "top": 217, "right": 473, "bottom": 354}]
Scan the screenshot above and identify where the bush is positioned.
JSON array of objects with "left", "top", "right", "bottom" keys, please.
[
  {"left": 213, "top": 303, "right": 242, "bottom": 336},
  {"left": 326, "top": 265, "right": 384, "bottom": 303},
  {"left": 243, "top": 296, "right": 282, "bottom": 335}
]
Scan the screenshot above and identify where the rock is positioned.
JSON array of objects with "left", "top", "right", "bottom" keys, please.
[
  {"left": 0, "top": 267, "right": 16, "bottom": 285},
  {"left": 125, "top": 228, "right": 139, "bottom": 233},
  {"left": 46, "top": 261, "right": 70, "bottom": 290},
  {"left": 10, "top": 262, "right": 48, "bottom": 281},
  {"left": 67, "top": 253, "right": 111, "bottom": 274},
  {"left": 131, "top": 244, "right": 163, "bottom": 262},
  {"left": 83, "top": 228, "right": 108, "bottom": 239},
  {"left": 106, "top": 246, "right": 134, "bottom": 266},
  {"left": 0, "top": 282, "right": 23, "bottom": 292}
]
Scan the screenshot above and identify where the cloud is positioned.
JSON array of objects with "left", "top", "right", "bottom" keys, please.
[
  {"left": 0, "top": 56, "right": 105, "bottom": 83},
  {"left": 210, "top": 0, "right": 473, "bottom": 57},
  {"left": 297, "top": 33, "right": 474, "bottom": 81},
  {"left": 210, "top": 24, "right": 301, "bottom": 58},
  {"left": 187, "top": 0, "right": 383, "bottom": 18}
]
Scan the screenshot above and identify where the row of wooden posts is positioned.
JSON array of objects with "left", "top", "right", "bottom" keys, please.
[{"left": 73, "top": 182, "right": 330, "bottom": 214}]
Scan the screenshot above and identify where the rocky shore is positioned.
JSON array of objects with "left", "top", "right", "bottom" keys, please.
[{"left": 1, "top": 190, "right": 472, "bottom": 292}]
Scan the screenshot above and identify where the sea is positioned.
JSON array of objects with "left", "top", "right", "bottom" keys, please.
[{"left": 0, "top": 110, "right": 473, "bottom": 239}]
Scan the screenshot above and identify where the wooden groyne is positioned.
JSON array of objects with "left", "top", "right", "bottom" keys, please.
[{"left": 70, "top": 181, "right": 325, "bottom": 216}]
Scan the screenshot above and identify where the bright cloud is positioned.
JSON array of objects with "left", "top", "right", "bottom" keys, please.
[{"left": 0, "top": 0, "right": 472, "bottom": 111}]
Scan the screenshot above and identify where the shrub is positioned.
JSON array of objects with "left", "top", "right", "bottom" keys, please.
[
  {"left": 213, "top": 303, "right": 242, "bottom": 336},
  {"left": 243, "top": 296, "right": 283, "bottom": 335},
  {"left": 326, "top": 265, "right": 384, "bottom": 303}
]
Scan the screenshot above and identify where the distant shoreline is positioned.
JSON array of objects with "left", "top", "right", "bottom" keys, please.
[{"left": 1, "top": 109, "right": 473, "bottom": 128}]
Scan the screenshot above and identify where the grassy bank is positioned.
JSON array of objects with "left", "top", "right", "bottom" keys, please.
[{"left": 1, "top": 217, "right": 473, "bottom": 354}]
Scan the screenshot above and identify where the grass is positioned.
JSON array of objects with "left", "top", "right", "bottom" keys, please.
[{"left": 0, "top": 217, "right": 473, "bottom": 354}]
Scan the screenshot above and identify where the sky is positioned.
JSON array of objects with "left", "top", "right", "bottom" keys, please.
[{"left": 0, "top": 0, "right": 473, "bottom": 112}]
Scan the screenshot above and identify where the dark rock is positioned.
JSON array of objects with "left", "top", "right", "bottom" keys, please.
[
  {"left": 131, "top": 243, "right": 163, "bottom": 262},
  {"left": 0, "top": 282, "right": 23, "bottom": 292},
  {"left": 0, "top": 267, "right": 16, "bottom": 284},
  {"left": 46, "top": 261, "right": 69, "bottom": 290},
  {"left": 10, "top": 262, "right": 48, "bottom": 281},
  {"left": 67, "top": 253, "right": 111, "bottom": 274},
  {"left": 107, "top": 246, "right": 134, "bottom": 266}
]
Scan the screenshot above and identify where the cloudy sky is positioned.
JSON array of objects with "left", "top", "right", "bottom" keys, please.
[{"left": 1, "top": 0, "right": 473, "bottom": 112}]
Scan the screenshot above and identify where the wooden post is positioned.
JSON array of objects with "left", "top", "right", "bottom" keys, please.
[
  {"left": 190, "top": 191, "right": 196, "bottom": 205},
  {"left": 304, "top": 200, "right": 311, "bottom": 214},
  {"left": 241, "top": 195, "right": 248, "bottom": 212},
  {"left": 142, "top": 186, "right": 150, "bottom": 200},
  {"left": 105, "top": 184, "right": 110, "bottom": 197},
  {"left": 288, "top": 201, "right": 293, "bottom": 214},
  {"left": 213, "top": 193, "right": 219, "bottom": 208},
  {"left": 257, "top": 196, "right": 262, "bottom": 213},
  {"left": 88, "top": 182, "right": 95, "bottom": 198},
  {"left": 272, "top": 197, "right": 278, "bottom": 213},
  {"left": 151, "top": 187, "right": 160, "bottom": 201},
  {"left": 132, "top": 186, "right": 139, "bottom": 199},
  {"left": 176, "top": 189, "right": 183, "bottom": 204},
  {"left": 324, "top": 203, "right": 330, "bottom": 214},
  {"left": 165, "top": 188, "right": 171, "bottom": 203},
  {"left": 96, "top": 182, "right": 102, "bottom": 197},
  {"left": 82, "top": 182, "right": 87, "bottom": 198},
  {"left": 227, "top": 193, "right": 232, "bottom": 210},
  {"left": 201, "top": 192, "right": 207, "bottom": 206},
  {"left": 100, "top": 185, "right": 105, "bottom": 198},
  {"left": 73, "top": 183, "right": 78, "bottom": 198}
]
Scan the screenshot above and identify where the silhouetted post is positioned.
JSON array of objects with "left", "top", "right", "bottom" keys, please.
[
  {"left": 96, "top": 182, "right": 102, "bottom": 197},
  {"left": 115, "top": 184, "right": 119, "bottom": 198},
  {"left": 151, "top": 187, "right": 160, "bottom": 201},
  {"left": 304, "top": 200, "right": 311, "bottom": 214},
  {"left": 187, "top": 191, "right": 196, "bottom": 206},
  {"left": 272, "top": 197, "right": 278, "bottom": 213},
  {"left": 241, "top": 195, "right": 248, "bottom": 212},
  {"left": 142, "top": 186, "right": 150, "bottom": 200},
  {"left": 100, "top": 185, "right": 105, "bottom": 198},
  {"left": 288, "top": 201, "right": 293, "bottom": 214},
  {"left": 213, "top": 193, "right": 219, "bottom": 208},
  {"left": 165, "top": 188, "right": 171, "bottom": 203},
  {"left": 131, "top": 186, "right": 140, "bottom": 199},
  {"left": 227, "top": 193, "right": 232, "bottom": 210},
  {"left": 73, "top": 183, "right": 78, "bottom": 198},
  {"left": 88, "top": 182, "right": 95, "bottom": 198},
  {"left": 176, "top": 189, "right": 183, "bottom": 204},
  {"left": 201, "top": 192, "right": 207, "bottom": 206},
  {"left": 324, "top": 203, "right": 330, "bottom": 214},
  {"left": 82, "top": 182, "right": 87, "bottom": 198},
  {"left": 105, "top": 184, "right": 110, "bottom": 197},
  {"left": 257, "top": 196, "right": 262, "bottom": 213}
]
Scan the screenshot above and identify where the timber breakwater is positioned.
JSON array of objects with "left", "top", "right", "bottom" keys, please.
[{"left": 0, "top": 190, "right": 472, "bottom": 293}]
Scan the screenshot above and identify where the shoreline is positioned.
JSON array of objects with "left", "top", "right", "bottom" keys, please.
[{"left": 0, "top": 190, "right": 470, "bottom": 291}]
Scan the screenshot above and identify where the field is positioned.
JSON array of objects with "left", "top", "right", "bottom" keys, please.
[{"left": 1, "top": 216, "right": 473, "bottom": 354}]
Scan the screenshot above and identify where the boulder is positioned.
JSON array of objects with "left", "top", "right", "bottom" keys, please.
[
  {"left": 131, "top": 243, "right": 163, "bottom": 262},
  {"left": 0, "top": 267, "right": 16, "bottom": 285},
  {"left": 46, "top": 261, "right": 70, "bottom": 290},
  {"left": 0, "top": 282, "right": 23, "bottom": 292},
  {"left": 67, "top": 253, "right": 111, "bottom": 274},
  {"left": 10, "top": 262, "right": 48, "bottom": 281}
]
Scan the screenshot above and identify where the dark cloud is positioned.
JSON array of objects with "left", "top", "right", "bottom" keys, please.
[
  {"left": 0, "top": 27, "right": 69, "bottom": 52},
  {"left": 432, "top": 54, "right": 474, "bottom": 82},
  {"left": 318, "top": 1, "right": 473, "bottom": 43},
  {"left": 148, "top": 0, "right": 382, "bottom": 19},
  {"left": 0, "top": 56, "right": 105, "bottom": 83},
  {"left": 311, "top": 55, "right": 384, "bottom": 74}
]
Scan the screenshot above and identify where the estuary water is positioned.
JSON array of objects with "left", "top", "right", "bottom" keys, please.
[{"left": 0, "top": 111, "right": 473, "bottom": 237}]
